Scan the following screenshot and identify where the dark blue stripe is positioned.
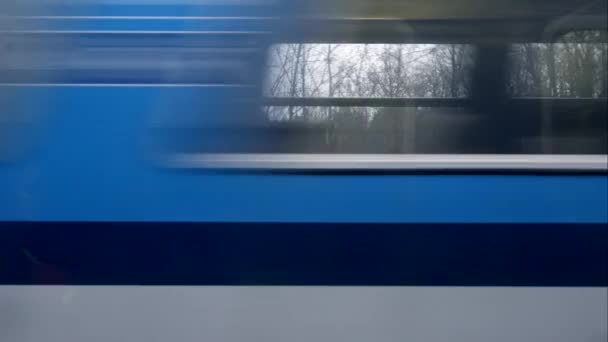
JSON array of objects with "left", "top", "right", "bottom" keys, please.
[{"left": 0, "top": 222, "right": 606, "bottom": 286}]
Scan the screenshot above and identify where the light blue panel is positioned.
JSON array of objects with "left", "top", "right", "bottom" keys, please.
[{"left": 0, "top": 86, "right": 606, "bottom": 223}]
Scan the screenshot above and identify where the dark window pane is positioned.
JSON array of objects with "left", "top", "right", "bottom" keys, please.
[{"left": 509, "top": 31, "right": 608, "bottom": 98}]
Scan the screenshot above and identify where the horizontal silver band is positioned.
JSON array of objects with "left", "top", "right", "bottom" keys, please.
[{"left": 166, "top": 153, "right": 608, "bottom": 171}]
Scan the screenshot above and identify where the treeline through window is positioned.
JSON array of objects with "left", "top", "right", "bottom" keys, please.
[
  {"left": 264, "top": 44, "right": 473, "bottom": 99},
  {"left": 253, "top": 34, "right": 606, "bottom": 155},
  {"left": 510, "top": 31, "right": 608, "bottom": 98}
]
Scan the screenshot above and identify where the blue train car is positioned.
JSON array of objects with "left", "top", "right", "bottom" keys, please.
[{"left": 1, "top": 1, "right": 607, "bottom": 341}]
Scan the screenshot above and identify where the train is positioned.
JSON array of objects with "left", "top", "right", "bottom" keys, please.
[{"left": 1, "top": 0, "right": 607, "bottom": 341}]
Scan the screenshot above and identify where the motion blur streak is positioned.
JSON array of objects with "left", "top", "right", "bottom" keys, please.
[{"left": 0, "top": 1, "right": 607, "bottom": 342}]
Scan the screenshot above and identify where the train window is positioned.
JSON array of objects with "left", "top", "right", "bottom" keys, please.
[
  {"left": 265, "top": 44, "right": 473, "bottom": 98},
  {"left": 161, "top": 22, "right": 608, "bottom": 171},
  {"left": 509, "top": 31, "right": 608, "bottom": 98}
]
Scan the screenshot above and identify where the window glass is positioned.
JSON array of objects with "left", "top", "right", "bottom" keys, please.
[
  {"left": 265, "top": 44, "right": 473, "bottom": 98},
  {"left": 263, "top": 106, "right": 490, "bottom": 154},
  {"left": 509, "top": 31, "right": 608, "bottom": 98}
]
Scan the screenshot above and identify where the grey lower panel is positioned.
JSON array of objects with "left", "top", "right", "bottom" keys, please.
[{"left": 1, "top": 286, "right": 606, "bottom": 342}]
